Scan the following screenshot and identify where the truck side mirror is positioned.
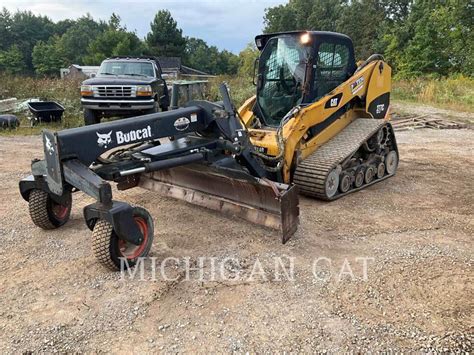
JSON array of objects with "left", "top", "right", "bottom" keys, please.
[{"left": 252, "top": 58, "right": 259, "bottom": 86}]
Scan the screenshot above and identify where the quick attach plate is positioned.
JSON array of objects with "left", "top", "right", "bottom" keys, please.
[{"left": 42, "top": 130, "right": 63, "bottom": 196}]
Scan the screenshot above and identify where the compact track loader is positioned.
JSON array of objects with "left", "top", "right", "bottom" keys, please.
[{"left": 19, "top": 31, "right": 398, "bottom": 270}]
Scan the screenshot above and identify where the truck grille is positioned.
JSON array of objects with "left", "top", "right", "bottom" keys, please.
[{"left": 94, "top": 86, "right": 136, "bottom": 97}]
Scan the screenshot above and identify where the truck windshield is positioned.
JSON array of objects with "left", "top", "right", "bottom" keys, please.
[
  {"left": 257, "top": 36, "right": 310, "bottom": 126},
  {"left": 98, "top": 61, "right": 155, "bottom": 77}
]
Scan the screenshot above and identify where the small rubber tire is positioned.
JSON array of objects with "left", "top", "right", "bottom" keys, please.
[
  {"left": 92, "top": 206, "right": 154, "bottom": 271},
  {"left": 84, "top": 109, "right": 101, "bottom": 125},
  {"left": 354, "top": 167, "right": 365, "bottom": 188},
  {"left": 28, "top": 189, "right": 72, "bottom": 230}
]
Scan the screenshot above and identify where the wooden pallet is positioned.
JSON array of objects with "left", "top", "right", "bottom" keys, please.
[{"left": 391, "top": 114, "right": 468, "bottom": 131}]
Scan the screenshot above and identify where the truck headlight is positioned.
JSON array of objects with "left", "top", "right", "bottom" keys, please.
[
  {"left": 136, "top": 85, "right": 152, "bottom": 96},
  {"left": 80, "top": 85, "right": 93, "bottom": 96}
]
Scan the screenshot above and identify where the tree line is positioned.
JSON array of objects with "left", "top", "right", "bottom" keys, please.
[
  {"left": 1, "top": 2, "right": 471, "bottom": 79},
  {"left": 0, "top": 9, "right": 242, "bottom": 76},
  {"left": 264, "top": 0, "right": 472, "bottom": 78}
]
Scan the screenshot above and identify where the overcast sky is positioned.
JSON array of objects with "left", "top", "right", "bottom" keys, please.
[{"left": 1, "top": 0, "right": 288, "bottom": 53}]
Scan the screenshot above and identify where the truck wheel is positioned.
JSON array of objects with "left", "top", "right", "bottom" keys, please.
[
  {"left": 92, "top": 206, "right": 154, "bottom": 270},
  {"left": 28, "top": 189, "right": 72, "bottom": 229},
  {"left": 84, "top": 109, "right": 100, "bottom": 125}
]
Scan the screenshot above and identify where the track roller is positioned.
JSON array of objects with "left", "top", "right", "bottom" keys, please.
[
  {"left": 354, "top": 167, "right": 365, "bottom": 188},
  {"left": 385, "top": 151, "right": 398, "bottom": 175},
  {"left": 339, "top": 172, "right": 351, "bottom": 193},
  {"left": 377, "top": 162, "right": 386, "bottom": 179},
  {"left": 364, "top": 166, "right": 375, "bottom": 184}
]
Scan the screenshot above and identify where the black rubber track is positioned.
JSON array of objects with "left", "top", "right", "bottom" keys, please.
[{"left": 294, "top": 119, "right": 397, "bottom": 200}]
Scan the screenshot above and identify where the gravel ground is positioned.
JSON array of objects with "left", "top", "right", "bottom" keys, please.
[{"left": 0, "top": 111, "right": 473, "bottom": 352}]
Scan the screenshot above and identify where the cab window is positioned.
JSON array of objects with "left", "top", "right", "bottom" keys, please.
[{"left": 313, "top": 42, "right": 350, "bottom": 100}]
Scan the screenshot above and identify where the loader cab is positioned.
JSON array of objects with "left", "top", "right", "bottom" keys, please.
[{"left": 254, "top": 31, "right": 356, "bottom": 126}]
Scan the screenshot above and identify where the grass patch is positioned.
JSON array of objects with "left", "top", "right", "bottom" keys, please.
[
  {"left": 1, "top": 73, "right": 472, "bottom": 137},
  {"left": 392, "top": 76, "right": 474, "bottom": 112},
  {"left": 207, "top": 75, "right": 255, "bottom": 107},
  {"left": 0, "top": 73, "right": 83, "bottom": 135}
]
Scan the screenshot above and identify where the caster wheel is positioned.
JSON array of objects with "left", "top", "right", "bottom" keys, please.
[
  {"left": 92, "top": 206, "right": 154, "bottom": 270},
  {"left": 339, "top": 172, "right": 351, "bottom": 193},
  {"left": 354, "top": 167, "right": 365, "bottom": 188},
  {"left": 28, "top": 189, "right": 72, "bottom": 229},
  {"left": 365, "top": 166, "right": 375, "bottom": 184}
]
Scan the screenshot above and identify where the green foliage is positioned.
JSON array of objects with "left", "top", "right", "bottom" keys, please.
[
  {"left": 58, "top": 15, "right": 107, "bottom": 65},
  {"left": 184, "top": 37, "right": 212, "bottom": 72},
  {"left": 264, "top": 0, "right": 344, "bottom": 33},
  {"left": 0, "top": 7, "right": 242, "bottom": 77},
  {"left": 207, "top": 76, "right": 255, "bottom": 107},
  {"left": 9, "top": 10, "right": 57, "bottom": 72},
  {"left": 0, "top": 45, "right": 27, "bottom": 74},
  {"left": 84, "top": 14, "right": 144, "bottom": 64},
  {"left": 216, "top": 50, "right": 239, "bottom": 75},
  {"left": 263, "top": 0, "right": 473, "bottom": 78},
  {"left": 32, "top": 36, "right": 66, "bottom": 76},
  {"left": 263, "top": 4, "right": 297, "bottom": 34},
  {"left": 306, "top": 0, "right": 344, "bottom": 32},
  {"left": 337, "top": 0, "right": 385, "bottom": 60},
  {"left": 146, "top": 10, "right": 186, "bottom": 57},
  {"left": 183, "top": 37, "right": 239, "bottom": 75},
  {"left": 0, "top": 8, "right": 13, "bottom": 51},
  {"left": 395, "top": 0, "right": 474, "bottom": 78},
  {"left": 238, "top": 43, "right": 259, "bottom": 79}
]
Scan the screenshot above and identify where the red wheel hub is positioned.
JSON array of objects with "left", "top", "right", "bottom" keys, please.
[
  {"left": 118, "top": 216, "right": 148, "bottom": 259},
  {"left": 51, "top": 202, "right": 69, "bottom": 219}
]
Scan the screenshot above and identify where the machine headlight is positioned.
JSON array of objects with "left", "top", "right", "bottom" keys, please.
[
  {"left": 300, "top": 32, "right": 311, "bottom": 45},
  {"left": 80, "top": 85, "right": 93, "bottom": 96},
  {"left": 136, "top": 85, "right": 152, "bottom": 96}
]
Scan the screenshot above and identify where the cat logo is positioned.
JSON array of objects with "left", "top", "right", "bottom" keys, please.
[{"left": 324, "top": 93, "right": 343, "bottom": 109}]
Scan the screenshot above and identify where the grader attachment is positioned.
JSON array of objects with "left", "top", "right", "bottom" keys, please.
[
  {"left": 19, "top": 83, "right": 300, "bottom": 269},
  {"left": 140, "top": 164, "right": 299, "bottom": 242}
]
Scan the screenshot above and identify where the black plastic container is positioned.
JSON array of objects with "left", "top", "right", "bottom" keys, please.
[{"left": 28, "top": 101, "right": 65, "bottom": 124}]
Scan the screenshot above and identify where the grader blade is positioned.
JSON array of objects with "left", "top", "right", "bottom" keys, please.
[{"left": 139, "top": 164, "right": 299, "bottom": 243}]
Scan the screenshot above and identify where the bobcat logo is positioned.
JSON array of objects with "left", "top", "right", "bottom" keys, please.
[
  {"left": 45, "top": 136, "right": 54, "bottom": 155},
  {"left": 96, "top": 131, "right": 113, "bottom": 148}
]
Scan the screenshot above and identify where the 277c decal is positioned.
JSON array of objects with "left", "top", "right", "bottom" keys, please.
[{"left": 351, "top": 77, "right": 364, "bottom": 94}]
